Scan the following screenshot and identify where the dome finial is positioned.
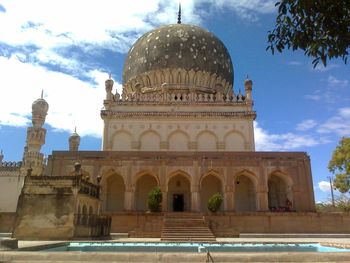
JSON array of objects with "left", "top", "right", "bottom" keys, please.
[
  {"left": 177, "top": 2, "right": 181, "bottom": 24},
  {"left": 41, "top": 89, "right": 44, "bottom": 99}
]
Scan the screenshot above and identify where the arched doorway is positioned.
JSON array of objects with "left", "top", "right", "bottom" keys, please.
[
  {"left": 234, "top": 175, "right": 256, "bottom": 212},
  {"left": 200, "top": 174, "right": 223, "bottom": 212},
  {"left": 105, "top": 174, "right": 125, "bottom": 212},
  {"left": 135, "top": 174, "right": 158, "bottom": 211},
  {"left": 167, "top": 174, "right": 191, "bottom": 212},
  {"left": 268, "top": 174, "right": 291, "bottom": 211}
]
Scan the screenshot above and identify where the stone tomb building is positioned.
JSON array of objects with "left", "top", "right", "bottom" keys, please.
[
  {"left": 45, "top": 23, "right": 315, "bottom": 215},
  {"left": 13, "top": 22, "right": 350, "bottom": 239}
]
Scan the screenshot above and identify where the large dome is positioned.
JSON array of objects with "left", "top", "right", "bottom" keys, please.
[{"left": 122, "top": 24, "right": 233, "bottom": 94}]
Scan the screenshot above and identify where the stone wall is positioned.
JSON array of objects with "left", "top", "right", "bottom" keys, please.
[
  {"left": 0, "top": 212, "right": 15, "bottom": 232},
  {"left": 108, "top": 212, "right": 350, "bottom": 236},
  {"left": 206, "top": 212, "right": 350, "bottom": 235},
  {"left": 12, "top": 175, "right": 102, "bottom": 240},
  {"left": 0, "top": 166, "right": 23, "bottom": 213},
  {"left": 110, "top": 212, "right": 164, "bottom": 237},
  {"left": 13, "top": 193, "right": 76, "bottom": 240}
]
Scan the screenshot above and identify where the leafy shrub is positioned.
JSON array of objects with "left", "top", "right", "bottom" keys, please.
[
  {"left": 207, "top": 193, "right": 223, "bottom": 212},
  {"left": 148, "top": 187, "right": 163, "bottom": 212}
]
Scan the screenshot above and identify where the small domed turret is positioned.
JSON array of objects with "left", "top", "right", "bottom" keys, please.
[
  {"left": 69, "top": 127, "right": 80, "bottom": 151},
  {"left": 32, "top": 91, "right": 49, "bottom": 128},
  {"left": 105, "top": 74, "right": 115, "bottom": 101},
  {"left": 244, "top": 76, "right": 253, "bottom": 101}
]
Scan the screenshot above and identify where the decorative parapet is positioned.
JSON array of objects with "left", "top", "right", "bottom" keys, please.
[
  {"left": 0, "top": 161, "right": 22, "bottom": 168},
  {"left": 108, "top": 89, "right": 246, "bottom": 104},
  {"left": 101, "top": 110, "right": 257, "bottom": 120},
  {"left": 23, "top": 175, "right": 100, "bottom": 199}
]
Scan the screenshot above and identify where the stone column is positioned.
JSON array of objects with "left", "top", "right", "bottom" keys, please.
[
  {"left": 161, "top": 190, "right": 168, "bottom": 212},
  {"left": 124, "top": 189, "right": 134, "bottom": 211},
  {"left": 224, "top": 185, "right": 234, "bottom": 211},
  {"left": 257, "top": 188, "right": 269, "bottom": 211},
  {"left": 191, "top": 191, "right": 200, "bottom": 212}
]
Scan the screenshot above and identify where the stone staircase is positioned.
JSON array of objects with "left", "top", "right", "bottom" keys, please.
[{"left": 161, "top": 213, "right": 216, "bottom": 241}]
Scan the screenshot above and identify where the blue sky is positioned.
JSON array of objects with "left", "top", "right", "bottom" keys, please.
[{"left": 0, "top": 0, "right": 349, "bottom": 202}]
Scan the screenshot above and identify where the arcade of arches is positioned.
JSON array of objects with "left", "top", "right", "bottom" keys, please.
[{"left": 101, "top": 169, "right": 299, "bottom": 213}]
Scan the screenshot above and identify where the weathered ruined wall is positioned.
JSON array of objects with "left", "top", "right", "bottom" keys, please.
[
  {"left": 0, "top": 212, "right": 15, "bottom": 232},
  {"left": 12, "top": 176, "right": 78, "bottom": 240},
  {"left": 13, "top": 193, "right": 76, "bottom": 240}
]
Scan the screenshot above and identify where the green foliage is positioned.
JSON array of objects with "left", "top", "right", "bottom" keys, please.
[
  {"left": 267, "top": 1, "right": 350, "bottom": 67},
  {"left": 147, "top": 187, "right": 162, "bottom": 212},
  {"left": 316, "top": 195, "right": 350, "bottom": 213},
  {"left": 328, "top": 137, "right": 350, "bottom": 193},
  {"left": 207, "top": 193, "right": 223, "bottom": 213}
]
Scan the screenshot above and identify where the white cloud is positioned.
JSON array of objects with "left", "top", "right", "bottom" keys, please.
[
  {"left": 318, "top": 181, "right": 331, "bottom": 192},
  {"left": 0, "top": 55, "right": 122, "bottom": 137},
  {"left": 296, "top": 119, "right": 317, "bottom": 131},
  {"left": 287, "top": 61, "right": 302, "bottom": 66},
  {"left": 327, "top": 75, "right": 348, "bottom": 88},
  {"left": 254, "top": 122, "right": 328, "bottom": 151},
  {"left": 0, "top": 0, "right": 277, "bottom": 87},
  {"left": 317, "top": 107, "right": 350, "bottom": 136}
]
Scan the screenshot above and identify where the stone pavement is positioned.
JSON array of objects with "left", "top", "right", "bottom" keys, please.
[{"left": 0, "top": 236, "right": 350, "bottom": 262}]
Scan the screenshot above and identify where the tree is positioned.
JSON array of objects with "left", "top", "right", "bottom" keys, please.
[
  {"left": 316, "top": 195, "right": 350, "bottom": 212},
  {"left": 207, "top": 193, "right": 223, "bottom": 213},
  {"left": 328, "top": 137, "right": 350, "bottom": 193},
  {"left": 147, "top": 187, "right": 163, "bottom": 212},
  {"left": 267, "top": 0, "right": 350, "bottom": 67}
]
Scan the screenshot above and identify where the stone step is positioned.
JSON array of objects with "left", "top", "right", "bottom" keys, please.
[{"left": 161, "top": 213, "right": 215, "bottom": 241}]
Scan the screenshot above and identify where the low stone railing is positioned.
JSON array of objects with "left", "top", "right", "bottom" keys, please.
[
  {"left": 74, "top": 214, "right": 111, "bottom": 237},
  {"left": 78, "top": 179, "right": 100, "bottom": 199},
  {"left": 110, "top": 91, "right": 246, "bottom": 104}
]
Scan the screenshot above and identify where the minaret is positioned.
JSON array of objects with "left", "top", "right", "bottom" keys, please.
[
  {"left": 21, "top": 91, "right": 49, "bottom": 176},
  {"left": 69, "top": 127, "right": 80, "bottom": 151},
  {"left": 0, "top": 150, "right": 3, "bottom": 165},
  {"left": 244, "top": 76, "right": 253, "bottom": 102}
]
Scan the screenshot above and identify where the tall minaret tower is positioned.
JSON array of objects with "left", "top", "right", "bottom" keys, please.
[{"left": 21, "top": 91, "right": 49, "bottom": 176}]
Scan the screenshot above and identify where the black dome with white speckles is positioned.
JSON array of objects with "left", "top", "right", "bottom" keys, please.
[{"left": 123, "top": 24, "right": 233, "bottom": 85}]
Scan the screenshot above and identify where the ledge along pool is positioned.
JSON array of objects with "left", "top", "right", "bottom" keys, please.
[{"left": 44, "top": 242, "right": 350, "bottom": 253}]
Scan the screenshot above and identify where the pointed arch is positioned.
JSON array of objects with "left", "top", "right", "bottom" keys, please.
[
  {"left": 200, "top": 171, "right": 223, "bottom": 212},
  {"left": 268, "top": 170, "right": 294, "bottom": 211},
  {"left": 224, "top": 130, "right": 247, "bottom": 151},
  {"left": 101, "top": 171, "right": 125, "bottom": 212},
  {"left": 139, "top": 130, "right": 161, "bottom": 151},
  {"left": 166, "top": 169, "right": 192, "bottom": 188},
  {"left": 167, "top": 170, "right": 191, "bottom": 211},
  {"left": 134, "top": 171, "right": 159, "bottom": 211},
  {"left": 196, "top": 130, "right": 218, "bottom": 151},
  {"left": 168, "top": 130, "right": 190, "bottom": 151},
  {"left": 233, "top": 169, "right": 258, "bottom": 212},
  {"left": 111, "top": 130, "right": 133, "bottom": 151}
]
